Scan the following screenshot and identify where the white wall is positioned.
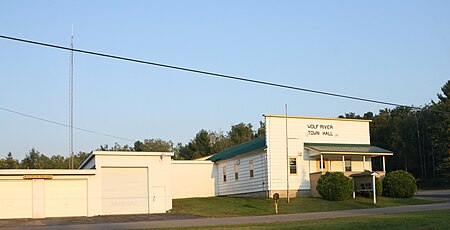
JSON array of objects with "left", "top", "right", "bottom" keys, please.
[
  {"left": 171, "top": 161, "right": 216, "bottom": 199},
  {"left": 0, "top": 151, "right": 174, "bottom": 219},
  {"left": 0, "top": 170, "right": 95, "bottom": 219},
  {"left": 92, "top": 152, "right": 173, "bottom": 214},
  {"left": 216, "top": 152, "right": 267, "bottom": 196},
  {"left": 265, "top": 115, "right": 371, "bottom": 194}
]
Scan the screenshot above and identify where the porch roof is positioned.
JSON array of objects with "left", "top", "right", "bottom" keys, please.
[{"left": 304, "top": 143, "right": 393, "bottom": 156}]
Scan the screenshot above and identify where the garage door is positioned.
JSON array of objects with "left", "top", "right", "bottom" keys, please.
[
  {"left": 0, "top": 180, "right": 33, "bottom": 219},
  {"left": 102, "top": 167, "right": 149, "bottom": 215},
  {"left": 44, "top": 180, "right": 88, "bottom": 217}
]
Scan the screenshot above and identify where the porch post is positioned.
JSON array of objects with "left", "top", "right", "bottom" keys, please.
[
  {"left": 320, "top": 154, "right": 324, "bottom": 173},
  {"left": 363, "top": 156, "right": 366, "bottom": 171},
  {"left": 352, "top": 178, "right": 355, "bottom": 199},
  {"left": 342, "top": 155, "right": 345, "bottom": 172},
  {"left": 382, "top": 156, "right": 386, "bottom": 172}
]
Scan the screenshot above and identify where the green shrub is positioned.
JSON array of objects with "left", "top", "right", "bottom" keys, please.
[
  {"left": 376, "top": 177, "right": 382, "bottom": 196},
  {"left": 382, "top": 170, "right": 417, "bottom": 198},
  {"left": 316, "top": 172, "right": 353, "bottom": 201}
]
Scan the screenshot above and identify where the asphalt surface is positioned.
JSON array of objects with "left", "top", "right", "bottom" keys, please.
[{"left": 1, "top": 189, "right": 449, "bottom": 230}]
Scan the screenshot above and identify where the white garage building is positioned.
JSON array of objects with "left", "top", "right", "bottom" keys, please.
[{"left": 0, "top": 151, "right": 174, "bottom": 219}]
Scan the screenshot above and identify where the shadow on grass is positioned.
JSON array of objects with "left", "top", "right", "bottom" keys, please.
[{"left": 172, "top": 195, "right": 442, "bottom": 217}]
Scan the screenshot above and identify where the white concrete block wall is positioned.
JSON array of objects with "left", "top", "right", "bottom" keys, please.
[
  {"left": 0, "top": 151, "right": 174, "bottom": 219},
  {"left": 0, "top": 171, "right": 95, "bottom": 219},
  {"left": 171, "top": 161, "right": 216, "bottom": 199},
  {"left": 93, "top": 152, "right": 174, "bottom": 214}
]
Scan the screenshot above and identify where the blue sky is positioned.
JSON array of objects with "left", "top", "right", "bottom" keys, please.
[{"left": 1, "top": 1, "right": 449, "bottom": 159}]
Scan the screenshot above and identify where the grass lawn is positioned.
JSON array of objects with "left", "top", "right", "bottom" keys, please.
[
  {"left": 171, "top": 196, "right": 442, "bottom": 217},
  {"left": 161, "top": 209, "right": 450, "bottom": 230}
]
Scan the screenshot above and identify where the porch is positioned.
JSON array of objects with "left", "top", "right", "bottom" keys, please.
[{"left": 304, "top": 143, "right": 393, "bottom": 197}]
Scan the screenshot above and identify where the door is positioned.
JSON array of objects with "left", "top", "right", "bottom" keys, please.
[
  {"left": 152, "top": 186, "right": 166, "bottom": 213},
  {"left": 0, "top": 180, "right": 33, "bottom": 219},
  {"left": 44, "top": 180, "right": 88, "bottom": 217},
  {"left": 102, "top": 167, "right": 149, "bottom": 215}
]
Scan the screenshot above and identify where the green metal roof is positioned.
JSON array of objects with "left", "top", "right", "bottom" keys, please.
[
  {"left": 208, "top": 137, "right": 266, "bottom": 162},
  {"left": 304, "top": 143, "right": 393, "bottom": 155}
]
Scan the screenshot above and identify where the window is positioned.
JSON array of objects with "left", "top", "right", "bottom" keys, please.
[
  {"left": 345, "top": 158, "right": 352, "bottom": 171},
  {"left": 249, "top": 160, "right": 254, "bottom": 178},
  {"left": 289, "top": 158, "right": 297, "bottom": 174},
  {"left": 223, "top": 166, "right": 227, "bottom": 182},
  {"left": 235, "top": 163, "right": 239, "bottom": 180},
  {"left": 320, "top": 159, "right": 326, "bottom": 169}
]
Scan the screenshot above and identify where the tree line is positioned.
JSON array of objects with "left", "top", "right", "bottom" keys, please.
[
  {"left": 1, "top": 81, "right": 448, "bottom": 184},
  {"left": 0, "top": 150, "right": 89, "bottom": 169},
  {"left": 98, "top": 121, "right": 265, "bottom": 159},
  {"left": 339, "top": 80, "right": 449, "bottom": 182},
  {"left": 0, "top": 122, "right": 265, "bottom": 169}
]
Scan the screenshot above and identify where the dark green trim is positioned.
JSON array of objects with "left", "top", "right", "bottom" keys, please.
[{"left": 304, "top": 143, "right": 393, "bottom": 154}]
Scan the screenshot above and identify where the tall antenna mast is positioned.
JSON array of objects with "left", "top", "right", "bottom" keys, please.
[{"left": 69, "top": 26, "right": 74, "bottom": 169}]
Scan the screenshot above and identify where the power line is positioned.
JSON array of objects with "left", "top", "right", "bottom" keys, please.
[
  {"left": 0, "top": 34, "right": 448, "bottom": 115},
  {"left": 0, "top": 106, "right": 135, "bottom": 142}
]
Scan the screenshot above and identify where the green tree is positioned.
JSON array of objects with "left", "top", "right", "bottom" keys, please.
[
  {"left": 73, "top": 151, "right": 90, "bottom": 169},
  {"left": 437, "top": 156, "right": 450, "bottom": 182},
  {"left": 228, "top": 122, "right": 254, "bottom": 145},
  {"left": 20, "top": 148, "right": 40, "bottom": 169},
  {"left": 98, "top": 142, "right": 133, "bottom": 151},
  {"left": 431, "top": 80, "right": 450, "bottom": 180},
  {"left": 48, "top": 155, "right": 67, "bottom": 169},
  {"left": 134, "top": 139, "right": 174, "bottom": 152},
  {"left": 209, "top": 131, "right": 232, "bottom": 154},
  {"left": 0, "top": 158, "right": 6, "bottom": 169},
  {"left": 338, "top": 112, "right": 362, "bottom": 119},
  {"left": 20, "top": 148, "right": 51, "bottom": 169},
  {"left": 179, "top": 129, "right": 213, "bottom": 159},
  {"left": 256, "top": 121, "right": 266, "bottom": 138},
  {"left": 5, "top": 152, "right": 19, "bottom": 169}
]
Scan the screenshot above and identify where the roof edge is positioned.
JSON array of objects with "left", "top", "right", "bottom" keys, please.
[{"left": 263, "top": 114, "right": 372, "bottom": 122}]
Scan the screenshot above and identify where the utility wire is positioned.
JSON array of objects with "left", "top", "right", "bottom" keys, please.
[
  {"left": 0, "top": 34, "right": 448, "bottom": 115},
  {"left": 0, "top": 107, "right": 135, "bottom": 142}
]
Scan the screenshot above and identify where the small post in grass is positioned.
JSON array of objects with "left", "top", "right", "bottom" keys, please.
[{"left": 273, "top": 193, "right": 280, "bottom": 214}]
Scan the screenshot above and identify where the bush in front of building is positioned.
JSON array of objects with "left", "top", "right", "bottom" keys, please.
[
  {"left": 382, "top": 170, "right": 417, "bottom": 198},
  {"left": 317, "top": 172, "right": 353, "bottom": 201}
]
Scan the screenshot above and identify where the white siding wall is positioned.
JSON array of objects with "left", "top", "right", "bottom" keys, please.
[
  {"left": 265, "top": 115, "right": 371, "bottom": 192},
  {"left": 217, "top": 152, "right": 267, "bottom": 196}
]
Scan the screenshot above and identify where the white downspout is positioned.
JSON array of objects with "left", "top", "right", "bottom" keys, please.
[{"left": 363, "top": 156, "right": 366, "bottom": 171}]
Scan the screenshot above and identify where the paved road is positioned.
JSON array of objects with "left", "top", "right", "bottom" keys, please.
[
  {"left": 416, "top": 189, "right": 450, "bottom": 201},
  {"left": 2, "top": 190, "right": 449, "bottom": 230}
]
